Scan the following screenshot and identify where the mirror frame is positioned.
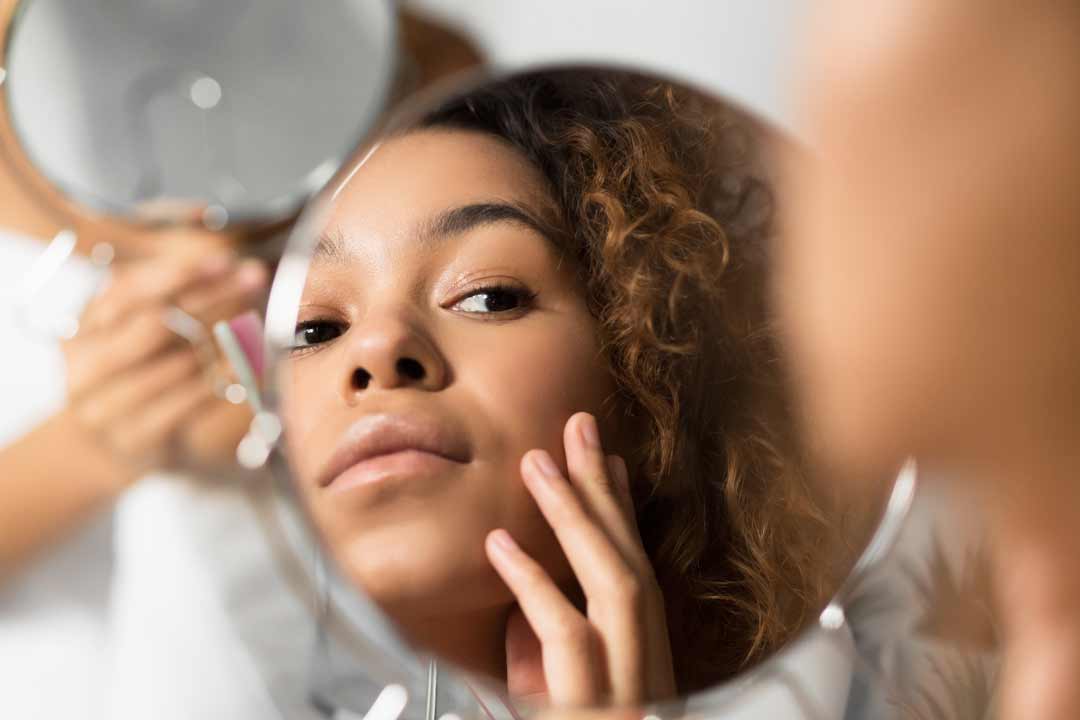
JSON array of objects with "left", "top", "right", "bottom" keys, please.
[{"left": 249, "top": 63, "right": 921, "bottom": 718}]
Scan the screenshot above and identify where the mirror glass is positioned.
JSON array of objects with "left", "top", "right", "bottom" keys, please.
[
  {"left": 2, "top": 0, "right": 396, "bottom": 225},
  {"left": 253, "top": 66, "right": 947, "bottom": 718}
]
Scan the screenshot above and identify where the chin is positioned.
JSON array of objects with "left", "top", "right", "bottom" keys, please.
[{"left": 331, "top": 522, "right": 510, "bottom": 617}]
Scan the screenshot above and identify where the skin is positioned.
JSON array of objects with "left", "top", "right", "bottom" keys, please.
[
  {"left": 0, "top": 242, "right": 268, "bottom": 579},
  {"left": 781, "top": 1, "right": 1080, "bottom": 718},
  {"left": 284, "top": 129, "right": 675, "bottom": 706},
  {"left": 63, "top": 249, "right": 267, "bottom": 474}
]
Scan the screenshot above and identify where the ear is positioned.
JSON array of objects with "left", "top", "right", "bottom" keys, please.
[{"left": 505, "top": 604, "right": 549, "bottom": 705}]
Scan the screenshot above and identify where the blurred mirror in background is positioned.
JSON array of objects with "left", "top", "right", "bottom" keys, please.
[
  {"left": 2, "top": 0, "right": 396, "bottom": 225},
  {"left": 259, "top": 66, "right": 929, "bottom": 718}
]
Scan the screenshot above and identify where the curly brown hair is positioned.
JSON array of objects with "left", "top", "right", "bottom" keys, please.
[{"left": 421, "top": 68, "right": 834, "bottom": 692}]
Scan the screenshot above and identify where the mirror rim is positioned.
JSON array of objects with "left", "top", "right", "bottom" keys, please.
[{"left": 255, "top": 61, "right": 919, "bottom": 711}]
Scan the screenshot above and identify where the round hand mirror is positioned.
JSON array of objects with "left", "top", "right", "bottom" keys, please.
[
  {"left": 242, "top": 65, "right": 1001, "bottom": 720},
  {"left": 1, "top": 0, "right": 396, "bottom": 227}
]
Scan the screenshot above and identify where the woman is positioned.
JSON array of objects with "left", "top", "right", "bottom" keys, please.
[{"left": 283, "top": 70, "right": 833, "bottom": 705}]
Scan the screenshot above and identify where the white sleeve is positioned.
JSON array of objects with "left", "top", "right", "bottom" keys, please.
[
  {"left": 0, "top": 229, "right": 113, "bottom": 719},
  {"left": 0, "top": 229, "right": 103, "bottom": 446}
]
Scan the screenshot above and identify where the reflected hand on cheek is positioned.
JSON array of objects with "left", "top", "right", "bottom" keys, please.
[{"left": 486, "top": 412, "right": 676, "bottom": 708}]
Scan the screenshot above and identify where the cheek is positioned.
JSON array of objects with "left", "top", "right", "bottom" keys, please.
[
  {"left": 463, "top": 317, "right": 612, "bottom": 464},
  {"left": 282, "top": 352, "right": 344, "bottom": 486},
  {"left": 454, "top": 315, "right": 612, "bottom": 558}
]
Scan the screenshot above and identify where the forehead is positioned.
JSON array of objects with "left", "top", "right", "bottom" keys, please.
[{"left": 325, "top": 129, "right": 554, "bottom": 243}]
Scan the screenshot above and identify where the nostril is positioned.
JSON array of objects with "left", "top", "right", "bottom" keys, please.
[
  {"left": 397, "top": 357, "right": 425, "bottom": 381},
  {"left": 352, "top": 367, "right": 371, "bottom": 390}
]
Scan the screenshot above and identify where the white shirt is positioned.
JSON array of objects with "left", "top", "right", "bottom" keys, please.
[{"left": 0, "top": 229, "right": 319, "bottom": 720}]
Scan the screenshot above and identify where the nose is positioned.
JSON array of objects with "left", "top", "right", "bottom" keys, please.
[{"left": 340, "top": 314, "right": 448, "bottom": 399}]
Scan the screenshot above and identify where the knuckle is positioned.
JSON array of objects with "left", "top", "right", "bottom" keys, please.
[
  {"left": 167, "top": 349, "right": 202, "bottom": 376},
  {"left": 517, "top": 561, "right": 549, "bottom": 591},
  {"left": 588, "top": 466, "right": 615, "bottom": 491},
  {"left": 614, "top": 572, "right": 645, "bottom": 605},
  {"left": 74, "top": 400, "right": 107, "bottom": 429},
  {"left": 64, "top": 358, "right": 96, "bottom": 397},
  {"left": 550, "top": 617, "right": 591, "bottom": 647},
  {"left": 599, "top": 568, "right": 645, "bottom": 609},
  {"left": 98, "top": 274, "right": 129, "bottom": 300},
  {"left": 108, "top": 426, "right": 141, "bottom": 457},
  {"left": 130, "top": 312, "right": 172, "bottom": 346}
]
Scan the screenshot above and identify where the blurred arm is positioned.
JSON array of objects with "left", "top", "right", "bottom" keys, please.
[{"left": 0, "top": 411, "right": 133, "bottom": 582}]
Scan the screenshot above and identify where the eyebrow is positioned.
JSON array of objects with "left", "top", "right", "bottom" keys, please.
[{"left": 313, "top": 202, "right": 558, "bottom": 262}]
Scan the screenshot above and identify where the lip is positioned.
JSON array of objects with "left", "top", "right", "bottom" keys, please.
[{"left": 316, "top": 413, "right": 471, "bottom": 491}]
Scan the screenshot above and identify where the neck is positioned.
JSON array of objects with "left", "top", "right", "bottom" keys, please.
[{"left": 392, "top": 602, "right": 512, "bottom": 683}]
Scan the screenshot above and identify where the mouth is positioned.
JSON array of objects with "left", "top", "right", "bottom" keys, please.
[{"left": 317, "top": 413, "right": 471, "bottom": 491}]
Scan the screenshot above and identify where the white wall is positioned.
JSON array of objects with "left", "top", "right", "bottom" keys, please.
[{"left": 403, "top": 0, "right": 804, "bottom": 134}]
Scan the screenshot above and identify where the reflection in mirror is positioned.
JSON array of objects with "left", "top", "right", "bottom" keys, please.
[{"left": 260, "top": 66, "right": 915, "bottom": 717}]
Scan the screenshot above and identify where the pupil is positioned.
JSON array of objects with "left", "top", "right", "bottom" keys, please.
[
  {"left": 484, "top": 290, "right": 518, "bottom": 312},
  {"left": 305, "top": 324, "right": 338, "bottom": 343}
]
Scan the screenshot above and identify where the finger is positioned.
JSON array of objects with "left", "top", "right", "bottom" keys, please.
[
  {"left": 178, "top": 395, "right": 254, "bottom": 470},
  {"left": 109, "top": 376, "right": 217, "bottom": 461},
  {"left": 531, "top": 708, "right": 639, "bottom": 720},
  {"left": 521, "top": 450, "right": 647, "bottom": 705},
  {"left": 66, "top": 308, "right": 183, "bottom": 398},
  {"left": 173, "top": 259, "right": 268, "bottom": 325},
  {"left": 486, "top": 529, "right": 604, "bottom": 707},
  {"left": 505, "top": 605, "right": 549, "bottom": 705},
  {"left": 81, "top": 253, "right": 233, "bottom": 332},
  {"left": 534, "top": 708, "right": 644, "bottom": 720},
  {"left": 596, "top": 451, "right": 676, "bottom": 700},
  {"left": 600, "top": 452, "right": 673, "bottom": 700},
  {"left": 564, "top": 413, "right": 648, "bottom": 572},
  {"left": 605, "top": 455, "right": 637, "bottom": 530},
  {"left": 74, "top": 349, "right": 202, "bottom": 430}
]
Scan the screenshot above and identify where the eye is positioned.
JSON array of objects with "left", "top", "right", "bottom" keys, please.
[
  {"left": 292, "top": 320, "right": 345, "bottom": 351},
  {"left": 451, "top": 284, "right": 535, "bottom": 315}
]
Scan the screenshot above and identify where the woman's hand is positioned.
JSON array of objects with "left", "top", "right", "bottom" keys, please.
[
  {"left": 484, "top": 412, "right": 676, "bottom": 708},
  {"left": 62, "top": 250, "right": 267, "bottom": 480}
]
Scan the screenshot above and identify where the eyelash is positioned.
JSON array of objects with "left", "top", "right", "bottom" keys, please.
[
  {"left": 290, "top": 283, "right": 537, "bottom": 354},
  {"left": 448, "top": 282, "right": 537, "bottom": 317}
]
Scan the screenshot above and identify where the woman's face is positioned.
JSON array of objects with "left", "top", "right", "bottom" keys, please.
[{"left": 284, "top": 129, "right": 618, "bottom": 622}]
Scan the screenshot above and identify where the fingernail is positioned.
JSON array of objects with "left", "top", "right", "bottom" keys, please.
[
  {"left": 236, "top": 260, "right": 267, "bottom": 290},
  {"left": 490, "top": 529, "right": 518, "bottom": 553},
  {"left": 530, "top": 450, "right": 561, "bottom": 479},
  {"left": 578, "top": 413, "right": 601, "bottom": 449}
]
